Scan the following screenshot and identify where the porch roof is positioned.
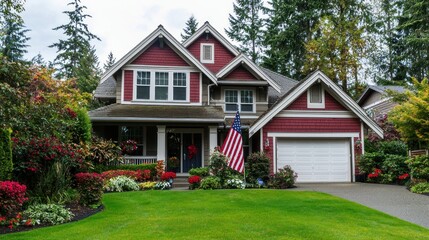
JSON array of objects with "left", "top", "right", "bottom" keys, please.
[{"left": 89, "top": 104, "right": 225, "bottom": 123}]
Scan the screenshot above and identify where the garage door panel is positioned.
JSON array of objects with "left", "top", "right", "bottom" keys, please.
[{"left": 277, "top": 138, "right": 351, "bottom": 183}]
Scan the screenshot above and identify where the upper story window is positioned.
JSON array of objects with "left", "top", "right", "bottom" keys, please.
[
  {"left": 307, "top": 83, "right": 325, "bottom": 108},
  {"left": 201, "top": 43, "right": 214, "bottom": 63},
  {"left": 135, "top": 70, "right": 189, "bottom": 102},
  {"left": 225, "top": 90, "right": 254, "bottom": 112}
]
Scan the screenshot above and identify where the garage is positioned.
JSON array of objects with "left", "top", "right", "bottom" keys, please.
[{"left": 277, "top": 138, "right": 351, "bottom": 182}]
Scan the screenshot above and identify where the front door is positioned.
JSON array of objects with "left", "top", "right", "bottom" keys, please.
[{"left": 167, "top": 131, "right": 202, "bottom": 173}]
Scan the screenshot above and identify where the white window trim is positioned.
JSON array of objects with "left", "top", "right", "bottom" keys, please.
[
  {"left": 307, "top": 84, "right": 325, "bottom": 108},
  {"left": 133, "top": 70, "right": 190, "bottom": 102},
  {"left": 224, "top": 89, "right": 256, "bottom": 113},
  {"left": 200, "top": 43, "right": 214, "bottom": 64}
]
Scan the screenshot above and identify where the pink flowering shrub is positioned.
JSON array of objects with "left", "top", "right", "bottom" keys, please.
[{"left": 0, "top": 181, "right": 28, "bottom": 217}]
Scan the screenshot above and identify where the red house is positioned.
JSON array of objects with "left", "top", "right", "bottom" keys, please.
[{"left": 90, "top": 22, "right": 383, "bottom": 182}]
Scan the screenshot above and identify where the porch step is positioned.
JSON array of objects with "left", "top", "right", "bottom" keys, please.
[{"left": 173, "top": 176, "right": 189, "bottom": 188}]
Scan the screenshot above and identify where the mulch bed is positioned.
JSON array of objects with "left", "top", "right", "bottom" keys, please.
[{"left": 0, "top": 204, "right": 104, "bottom": 235}]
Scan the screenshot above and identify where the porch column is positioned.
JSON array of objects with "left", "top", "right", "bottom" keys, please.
[
  {"left": 157, "top": 125, "right": 166, "bottom": 162},
  {"left": 209, "top": 126, "right": 218, "bottom": 154}
]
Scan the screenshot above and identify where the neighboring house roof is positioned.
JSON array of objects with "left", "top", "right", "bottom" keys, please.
[
  {"left": 182, "top": 21, "right": 240, "bottom": 56},
  {"left": 89, "top": 104, "right": 225, "bottom": 123},
  {"left": 99, "top": 25, "right": 218, "bottom": 85},
  {"left": 94, "top": 76, "right": 116, "bottom": 99},
  {"left": 249, "top": 70, "right": 384, "bottom": 138},
  {"left": 357, "top": 85, "right": 406, "bottom": 105}
]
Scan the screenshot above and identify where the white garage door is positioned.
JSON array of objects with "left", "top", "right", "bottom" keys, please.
[{"left": 277, "top": 138, "right": 351, "bottom": 182}]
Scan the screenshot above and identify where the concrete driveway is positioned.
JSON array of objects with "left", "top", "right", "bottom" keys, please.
[{"left": 294, "top": 183, "right": 429, "bottom": 229}]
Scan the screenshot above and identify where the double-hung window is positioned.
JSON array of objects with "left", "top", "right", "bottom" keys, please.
[
  {"left": 225, "top": 90, "right": 254, "bottom": 112},
  {"left": 136, "top": 71, "right": 150, "bottom": 100},
  {"left": 135, "top": 70, "right": 188, "bottom": 102}
]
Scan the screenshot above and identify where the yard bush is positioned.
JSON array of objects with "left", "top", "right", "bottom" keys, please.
[
  {"left": 23, "top": 204, "right": 74, "bottom": 225},
  {"left": 94, "top": 163, "right": 157, "bottom": 179},
  {"left": 410, "top": 182, "right": 429, "bottom": 194},
  {"left": 380, "top": 155, "right": 409, "bottom": 183},
  {"left": 188, "top": 167, "right": 209, "bottom": 177},
  {"left": 139, "top": 181, "right": 156, "bottom": 190},
  {"left": 378, "top": 141, "right": 408, "bottom": 156},
  {"left": 101, "top": 170, "right": 147, "bottom": 181},
  {"left": 359, "top": 152, "right": 385, "bottom": 174},
  {"left": 245, "top": 152, "right": 270, "bottom": 184},
  {"left": 225, "top": 178, "right": 246, "bottom": 189},
  {"left": 208, "top": 150, "right": 237, "bottom": 185},
  {"left": 268, "top": 165, "right": 298, "bottom": 189},
  {"left": 200, "top": 176, "right": 222, "bottom": 190},
  {"left": 87, "top": 137, "right": 123, "bottom": 166},
  {"left": 0, "top": 128, "right": 13, "bottom": 180},
  {"left": 188, "top": 175, "right": 201, "bottom": 190},
  {"left": 104, "top": 176, "right": 139, "bottom": 192},
  {"left": 0, "top": 181, "right": 28, "bottom": 217},
  {"left": 74, "top": 173, "right": 104, "bottom": 206},
  {"left": 154, "top": 181, "right": 171, "bottom": 190},
  {"left": 406, "top": 155, "right": 429, "bottom": 180}
]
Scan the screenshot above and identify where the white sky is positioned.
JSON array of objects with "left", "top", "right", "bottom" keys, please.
[{"left": 22, "top": 0, "right": 235, "bottom": 65}]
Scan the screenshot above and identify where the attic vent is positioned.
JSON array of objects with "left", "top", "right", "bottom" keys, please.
[{"left": 201, "top": 43, "right": 214, "bottom": 64}]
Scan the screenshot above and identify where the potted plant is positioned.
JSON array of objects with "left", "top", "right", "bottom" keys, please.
[
  {"left": 167, "top": 156, "right": 179, "bottom": 172},
  {"left": 120, "top": 140, "right": 138, "bottom": 155}
]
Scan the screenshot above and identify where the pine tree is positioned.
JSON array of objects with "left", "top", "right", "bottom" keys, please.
[
  {"left": 262, "top": 0, "right": 329, "bottom": 79},
  {"left": 103, "top": 51, "right": 116, "bottom": 71},
  {"left": 0, "top": 0, "right": 29, "bottom": 62},
  {"left": 226, "top": 0, "right": 264, "bottom": 62},
  {"left": 396, "top": 0, "right": 429, "bottom": 81},
  {"left": 1, "top": 17, "right": 30, "bottom": 61},
  {"left": 50, "top": 0, "right": 101, "bottom": 93},
  {"left": 181, "top": 15, "right": 199, "bottom": 43}
]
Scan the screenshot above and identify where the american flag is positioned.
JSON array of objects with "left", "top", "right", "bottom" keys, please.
[{"left": 221, "top": 111, "right": 244, "bottom": 173}]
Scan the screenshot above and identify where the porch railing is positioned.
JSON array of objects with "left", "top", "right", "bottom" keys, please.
[{"left": 122, "top": 156, "right": 158, "bottom": 165}]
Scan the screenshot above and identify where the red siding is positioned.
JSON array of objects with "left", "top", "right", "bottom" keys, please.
[
  {"left": 186, "top": 33, "right": 236, "bottom": 73},
  {"left": 190, "top": 72, "right": 200, "bottom": 102},
  {"left": 264, "top": 117, "right": 360, "bottom": 133},
  {"left": 132, "top": 40, "right": 189, "bottom": 66},
  {"left": 287, "top": 91, "right": 346, "bottom": 110},
  {"left": 222, "top": 66, "right": 258, "bottom": 80},
  {"left": 123, "top": 70, "right": 133, "bottom": 101}
]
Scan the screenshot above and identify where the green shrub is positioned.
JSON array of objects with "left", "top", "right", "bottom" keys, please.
[
  {"left": 200, "top": 176, "right": 222, "bottom": 190},
  {"left": 104, "top": 176, "right": 139, "bottom": 192},
  {"left": 406, "top": 155, "right": 429, "bottom": 180},
  {"left": 359, "top": 152, "right": 385, "bottom": 174},
  {"left": 0, "top": 128, "right": 13, "bottom": 180},
  {"left": 380, "top": 155, "right": 409, "bottom": 183},
  {"left": 268, "top": 165, "right": 297, "bottom": 189},
  {"left": 410, "top": 182, "right": 429, "bottom": 194},
  {"left": 75, "top": 172, "right": 104, "bottom": 206},
  {"left": 188, "top": 167, "right": 209, "bottom": 177},
  {"left": 378, "top": 141, "right": 408, "bottom": 156},
  {"left": 74, "top": 108, "right": 92, "bottom": 144},
  {"left": 88, "top": 137, "right": 123, "bottom": 166},
  {"left": 364, "top": 139, "right": 378, "bottom": 153},
  {"left": 23, "top": 204, "right": 74, "bottom": 225},
  {"left": 208, "top": 151, "right": 237, "bottom": 185},
  {"left": 245, "top": 152, "right": 270, "bottom": 184}
]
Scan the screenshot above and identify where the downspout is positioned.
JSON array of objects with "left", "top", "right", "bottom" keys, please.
[{"left": 207, "top": 83, "right": 215, "bottom": 105}]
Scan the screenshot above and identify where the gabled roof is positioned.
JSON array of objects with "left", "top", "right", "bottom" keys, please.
[
  {"left": 182, "top": 21, "right": 240, "bottom": 56},
  {"left": 100, "top": 25, "right": 218, "bottom": 84},
  {"left": 216, "top": 54, "right": 281, "bottom": 93},
  {"left": 94, "top": 76, "right": 116, "bottom": 99},
  {"left": 357, "top": 85, "right": 406, "bottom": 104},
  {"left": 249, "top": 71, "right": 384, "bottom": 138},
  {"left": 262, "top": 67, "right": 299, "bottom": 104}
]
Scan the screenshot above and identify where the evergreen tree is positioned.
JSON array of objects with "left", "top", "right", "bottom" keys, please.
[
  {"left": 262, "top": 0, "right": 329, "bottom": 79},
  {"left": 1, "top": 17, "right": 30, "bottom": 61},
  {"left": 303, "top": 0, "right": 370, "bottom": 95},
  {"left": 50, "top": 0, "right": 101, "bottom": 93},
  {"left": 396, "top": 0, "right": 429, "bottom": 82},
  {"left": 181, "top": 15, "right": 199, "bottom": 43},
  {"left": 103, "top": 51, "right": 116, "bottom": 71},
  {"left": 226, "top": 0, "right": 264, "bottom": 62},
  {"left": 0, "top": 0, "right": 29, "bottom": 62}
]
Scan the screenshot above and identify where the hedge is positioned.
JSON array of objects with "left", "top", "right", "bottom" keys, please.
[{"left": 0, "top": 128, "right": 13, "bottom": 180}]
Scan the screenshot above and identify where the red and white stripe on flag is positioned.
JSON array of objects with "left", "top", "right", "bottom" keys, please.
[{"left": 220, "top": 111, "right": 244, "bottom": 173}]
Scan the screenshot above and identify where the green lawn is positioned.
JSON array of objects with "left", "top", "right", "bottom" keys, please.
[{"left": 4, "top": 190, "right": 428, "bottom": 240}]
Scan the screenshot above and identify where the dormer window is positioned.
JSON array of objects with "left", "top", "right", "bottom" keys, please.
[
  {"left": 201, "top": 43, "right": 214, "bottom": 63},
  {"left": 307, "top": 83, "right": 325, "bottom": 108}
]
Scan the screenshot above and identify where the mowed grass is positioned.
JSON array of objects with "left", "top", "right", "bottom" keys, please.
[{"left": 4, "top": 190, "right": 429, "bottom": 240}]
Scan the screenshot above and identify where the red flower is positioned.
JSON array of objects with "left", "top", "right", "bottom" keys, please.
[
  {"left": 398, "top": 173, "right": 409, "bottom": 180},
  {"left": 161, "top": 172, "right": 177, "bottom": 180},
  {"left": 188, "top": 175, "right": 201, "bottom": 184},
  {"left": 368, "top": 168, "right": 382, "bottom": 179}
]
